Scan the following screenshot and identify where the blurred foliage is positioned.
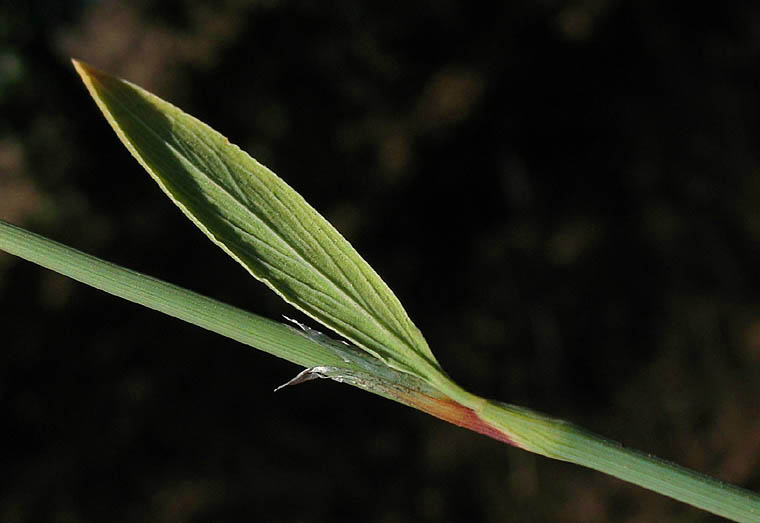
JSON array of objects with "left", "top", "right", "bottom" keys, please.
[{"left": 1, "top": 1, "right": 760, "bottom": 521}]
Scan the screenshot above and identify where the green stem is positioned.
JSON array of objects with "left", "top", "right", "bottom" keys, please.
[
  {"left": 479, "top": 401, "right": 760, "bottom": 522},
  {"left": 0, "top": 219, "right": 355, "bottom": 371},
  {"left": 3, "top": 218, "right": 759, "bottom": 520}
]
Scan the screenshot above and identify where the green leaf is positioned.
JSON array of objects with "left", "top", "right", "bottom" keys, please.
[{"left": 72, "top": 60, "right": 445, "bottom": 384}]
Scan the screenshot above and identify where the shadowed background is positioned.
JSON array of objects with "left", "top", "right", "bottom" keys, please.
[{"left": 2, "top": 1, "right": 760, "bottom": 521}]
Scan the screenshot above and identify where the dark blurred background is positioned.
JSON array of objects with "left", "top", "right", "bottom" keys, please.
[{"left": 2, "top": 1, "right": 760, "bottom": 521}]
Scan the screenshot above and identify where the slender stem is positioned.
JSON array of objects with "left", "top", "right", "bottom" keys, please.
[
  {"left": 3, "top": 218, "right": 760, "bottom": 520},
  {"left": 479, "top": 401, "right": 760, "bottom": 522},
  {"left": 0, "top": 219, "right": 354, "bottom": 371}
]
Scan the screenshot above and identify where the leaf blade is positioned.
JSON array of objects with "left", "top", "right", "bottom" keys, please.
[{"left": 72, "top": 60, "right": 443, "bottom": 382}]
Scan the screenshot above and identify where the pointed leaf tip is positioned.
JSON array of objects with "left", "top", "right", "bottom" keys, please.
[{"left": 71, "top": 58, "right": 94, "bottom": 78}]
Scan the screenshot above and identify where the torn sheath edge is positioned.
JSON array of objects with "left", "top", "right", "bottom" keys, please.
[
  {"left": 273, "top": 366, "right": 341, "bottom": 392},
  {"left": 276, "top": 316, "right": 440, "bottom": 402}
]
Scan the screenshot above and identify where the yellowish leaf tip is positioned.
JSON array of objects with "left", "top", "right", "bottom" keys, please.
[
  {"left": 71, "top": 58, "right": 87, "bottom": 75},
  {"left": 71, "top": 59, "right": 107, "bottom": 85}
]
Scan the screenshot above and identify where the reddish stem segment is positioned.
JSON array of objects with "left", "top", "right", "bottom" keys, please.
[{"left": 393, "top": 388, "right": 519, "bottom": 447}]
